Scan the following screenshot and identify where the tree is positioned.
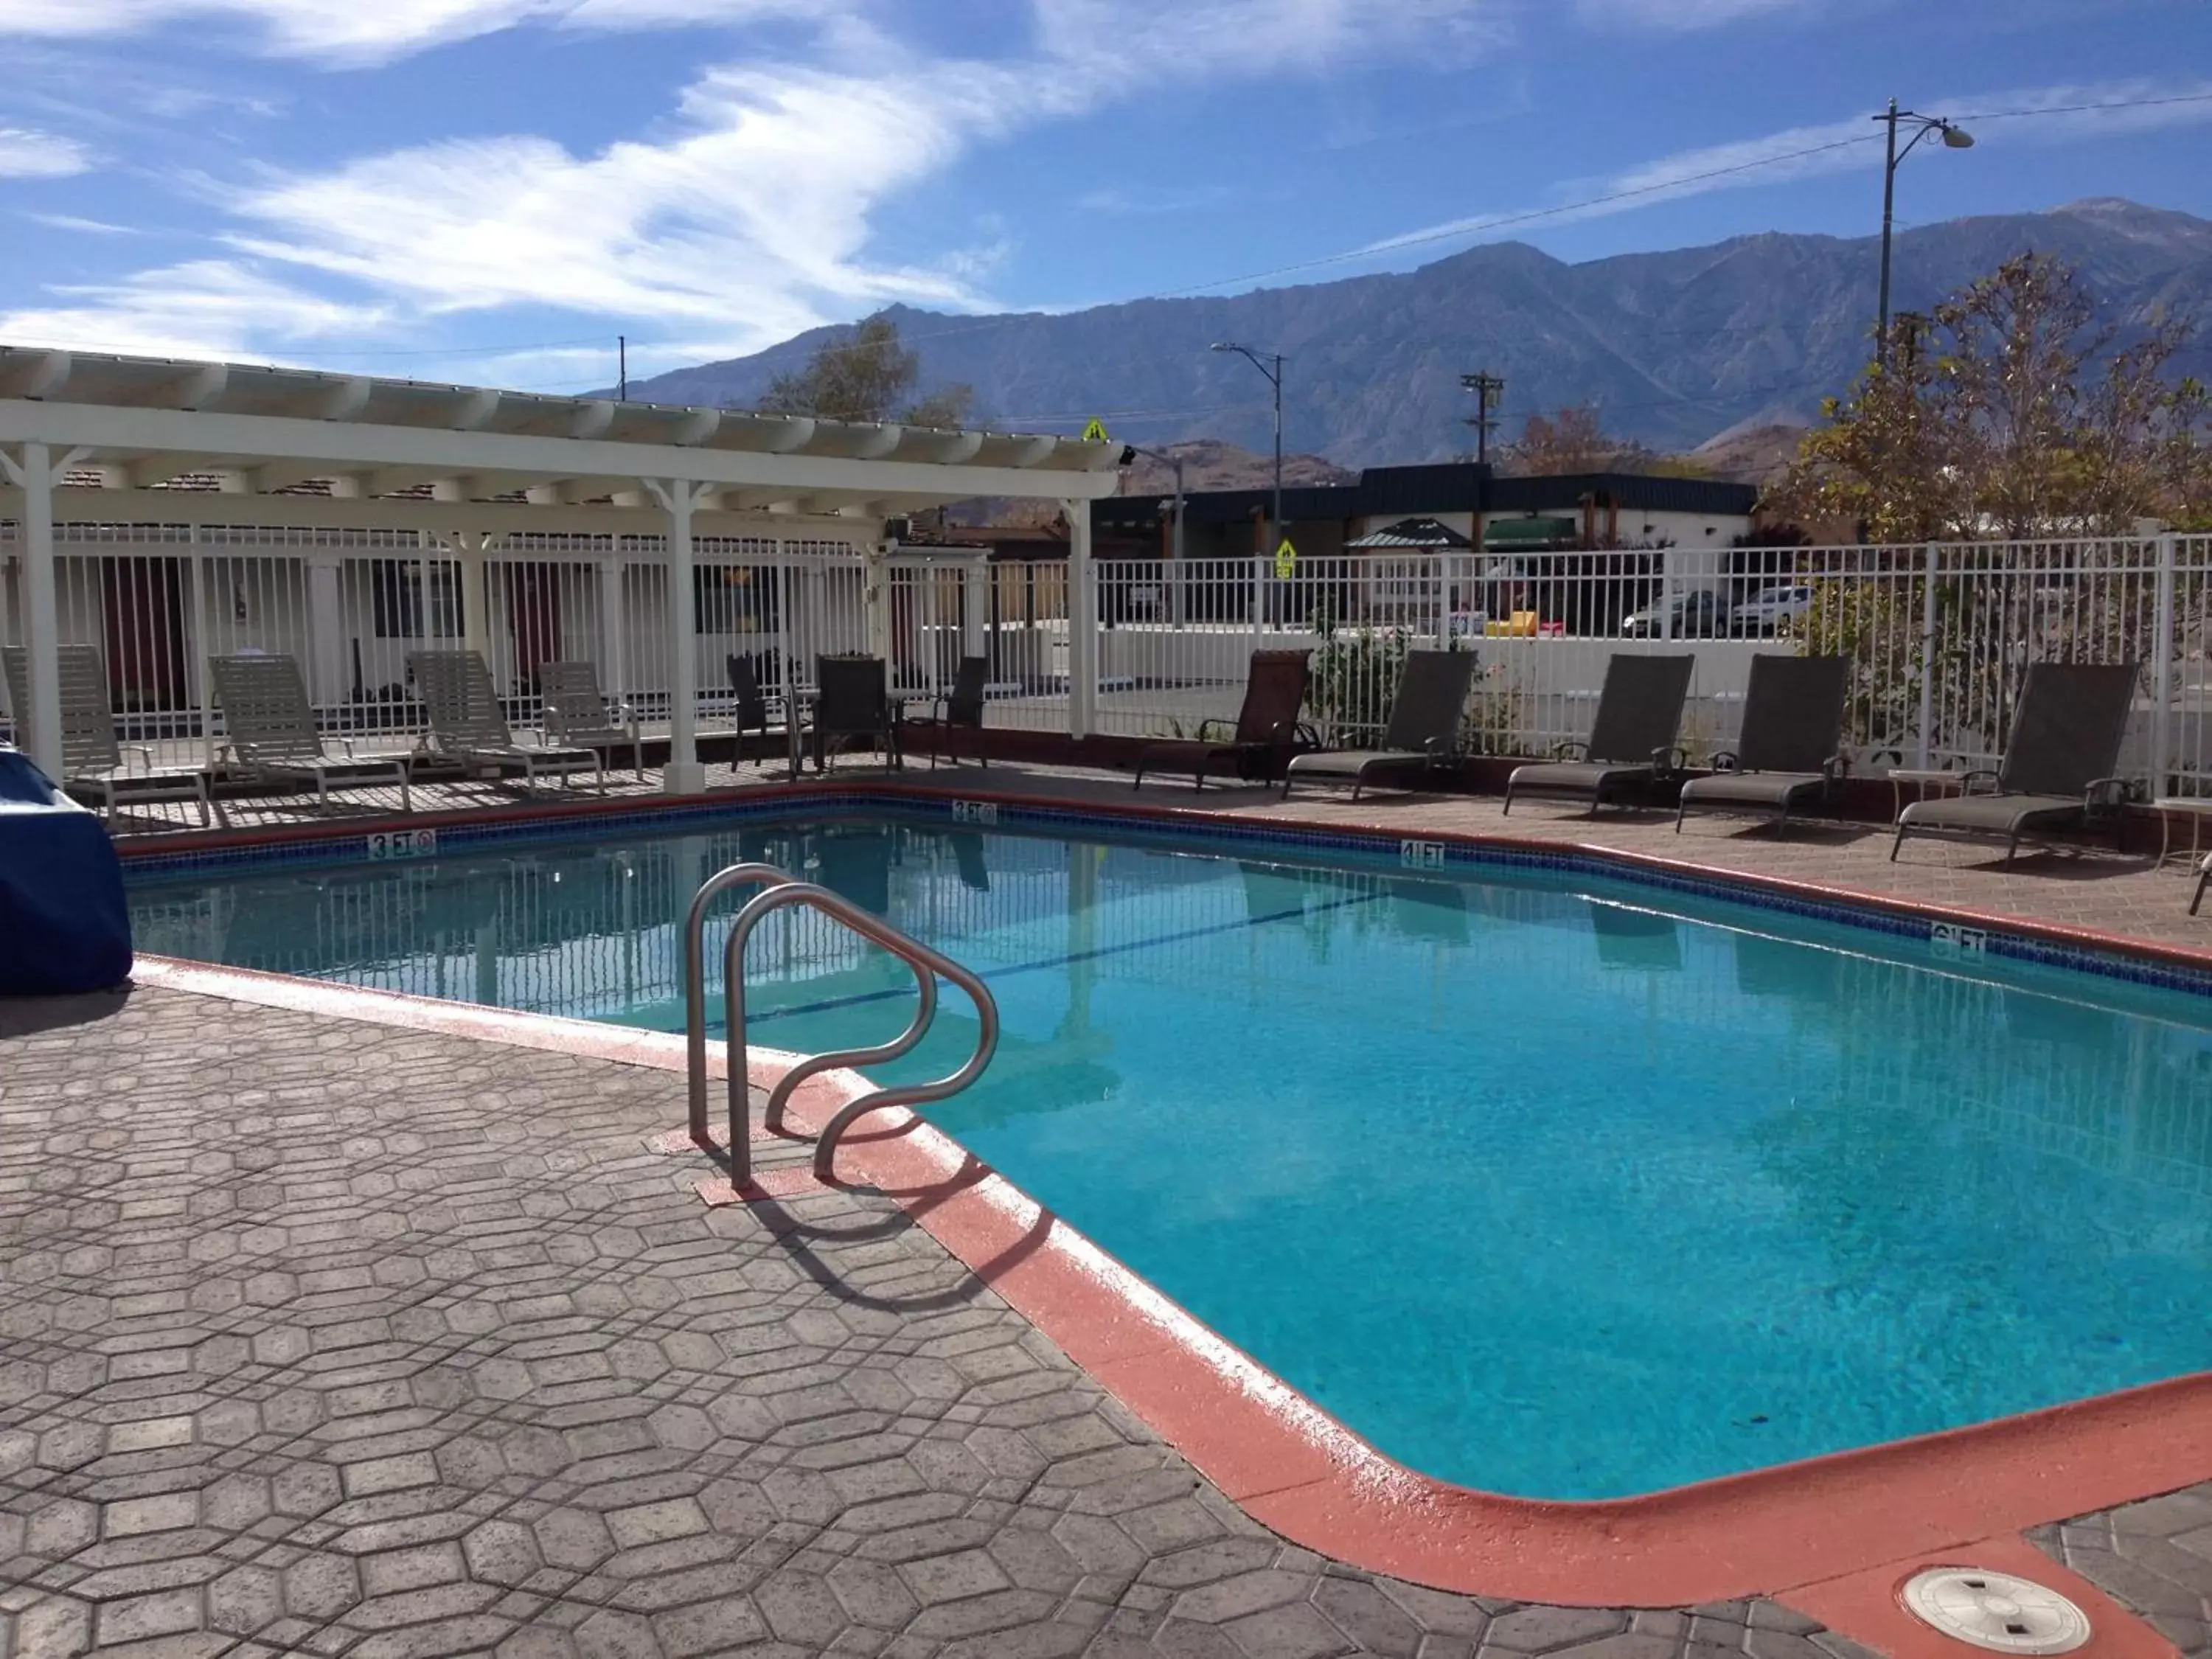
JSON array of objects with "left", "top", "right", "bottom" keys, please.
[
  {"left": 1496, "top": 404, "right": 1655, "bottom": 476},
  {"left": 756, "top": 314, "right": 977, "bottom": 427},
  {"left": 1764, "top": 253, "right": 2211, "bottom": 537}
]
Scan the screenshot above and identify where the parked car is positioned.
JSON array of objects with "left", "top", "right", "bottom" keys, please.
[
  {"left": 1621, "top": 589, "right": 1731, "bottom": 639},
  {"left": 1731, "top": 583, "right": 1813, "bottom": 636}
]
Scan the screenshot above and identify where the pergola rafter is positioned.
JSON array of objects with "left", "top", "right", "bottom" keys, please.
[{"left": 0, "top": 347, "right": 1116, "bottom": 790}]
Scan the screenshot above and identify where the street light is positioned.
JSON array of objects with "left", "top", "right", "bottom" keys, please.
[
  {"left": 1875, "top": 98, "right": 1974, "bottom": 364},
  {"left": 1209, "top": 342, "right": 1285, "bottom": 558},
  {"left": 1119, "top": 443, "right": 1189, "bottom": 627},
  {"left": 1117, "top": 443, "right": 1186, "bottom": 566}
]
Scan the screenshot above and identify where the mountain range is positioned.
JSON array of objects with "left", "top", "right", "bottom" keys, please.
[{"left": 619, "top": 199, "right": 2212, "bottom": 465}]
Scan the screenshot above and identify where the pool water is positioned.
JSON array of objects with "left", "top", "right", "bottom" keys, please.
[{"left": 129, "top": 815, "right": 2212, "bottom": 1498}]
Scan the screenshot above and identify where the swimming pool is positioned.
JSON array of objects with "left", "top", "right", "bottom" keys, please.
[{"left": 127, "top": 810, "right": 2212, "bottom": 1500}]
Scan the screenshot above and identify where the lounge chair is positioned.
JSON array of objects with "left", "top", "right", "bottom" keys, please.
[
  {"left": 908, "top": 655, "right": 990, "bottom": 770},
  {"left": 1891, "top": 661, "right": 2140, "bottom": 864},
  {"left": 812, "top": 654, "right": 900, "bottom": 771},
  {"left": 1674, "top": 654, "right": 1849, "bottom": 831},
  {"left": 209, "top": 653, "right": 411, "bottom": 812},
  {"left": 1281, "top": 650, "right": 1478, "bottom": 801},
  {"left": 1, "top": 644, "right": 211, "bottom": 827},
  {"left": 538, "top": 661, "right": 644, "bottom": 781},
  {"left": 1133, "top": 649, "right": 1312, "bottom": 790},
  {"left": 406, "top": 649, "right": 601, "bottom": 793},
  {"left": 1503, "top": 654, "right": 1695, "bottom": 815}
]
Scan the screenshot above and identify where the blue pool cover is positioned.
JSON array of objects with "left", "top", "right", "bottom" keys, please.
[{"left": 0, "top": 749, "right": 133, "bottom": 995}]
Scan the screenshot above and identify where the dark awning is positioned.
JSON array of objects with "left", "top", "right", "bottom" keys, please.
[{"left": 1483, "top": 515, "right": 1579, "bottom": 548}]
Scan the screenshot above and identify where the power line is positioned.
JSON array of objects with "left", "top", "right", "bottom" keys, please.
[{"left": 1953, "top": 89, "right": 2212, "bottom": 122}]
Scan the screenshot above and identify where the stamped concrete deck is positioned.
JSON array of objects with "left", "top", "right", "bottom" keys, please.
[
  {"left": 10, "top": 760, "right": 2211, "bottom": 1655},
  {"left": 2, "top": 985, "right": 1891, "bottom": 1659}
]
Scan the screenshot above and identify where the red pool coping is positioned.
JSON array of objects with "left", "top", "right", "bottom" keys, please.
[{"left": 130, "top": 949, "right": 2212, "bottom": 1643}]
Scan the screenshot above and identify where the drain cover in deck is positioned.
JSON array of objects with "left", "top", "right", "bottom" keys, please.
[{"left": 1900, "top": 1568, "right": 2090, "bottom": 1654}]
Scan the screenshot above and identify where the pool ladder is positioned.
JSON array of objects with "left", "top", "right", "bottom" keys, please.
[{"left": 681, "top": 863, "right": 1000, "bottom": 1186}]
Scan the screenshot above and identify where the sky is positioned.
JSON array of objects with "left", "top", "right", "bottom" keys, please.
[{"left": 0, "top": 0, "right": 2207, "bottom": 397}]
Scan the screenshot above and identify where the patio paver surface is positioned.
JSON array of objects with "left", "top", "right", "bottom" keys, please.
[
  {"left": 1, "top": 984, "right": 1902, "bottom": 1658},
  {"left": 12, "top": 759, "right": 2212, "bottom": 1654}
]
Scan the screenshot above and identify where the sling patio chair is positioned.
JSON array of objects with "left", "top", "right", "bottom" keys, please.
[
  {"left": 726, "top": 653, "right": 780, "bottom": 768},
  {"left": 2, "top": 644, "right": 212, "bottom": 827},
  {"left": 537, "top": 661, "right": 645, "bottom": 782},
  {"left": 908, "top": 655, "right": 991, "bottom": 771},
  {"left": 1891, "top": 661, "right": 2140, "bottom": 864},
  {"left": 209, "top": 653, "right": 411, "bottom": 813},
  {"left": 1281, "top": 649, "right": 1479, "bottom": 801},
  {"left": 811, "top": 653, "right": 901, "bottom": 771},
  {"left": 1675, "top": 653, "right": 1850, "bottom": 831},
  {"left": 1503, "top": 653, "right": 1695, "bottom": 815},
  {"left": 1132, "top": 649, "right": 1314, "bottom": 790},
  {"left": 406, "top": 649, "right": 601, "bottom": 794}
]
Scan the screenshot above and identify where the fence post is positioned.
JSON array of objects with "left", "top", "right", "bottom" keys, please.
[
  {"left": 1065, "top": 498, "right": 1097, "bottom": 740},
  {"left": 2152, "top": 531, "right": 2177, "bottom": 801},
  {"left": 1250, "top": 554, "right": 1265, "bottom": 651},
  {"left": 775, "top": 539, "right": 801, "bottom": 779},
  {"left": 183, "top": 524, "right": 213, "bottom": 768},
  {"left": 1915, "top": 542, "right": 1938, "bottom": 769},
  {"left": 1658, "top": 543, "right": 1678, "bottom": 641}
]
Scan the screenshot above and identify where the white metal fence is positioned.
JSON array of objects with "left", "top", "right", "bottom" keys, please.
[
  {"left": 1077, "top": 536, "right": 2212, "bottom": 791},
  {"left": 7, "top": 526, "right": 2212, "bottom": 797}
]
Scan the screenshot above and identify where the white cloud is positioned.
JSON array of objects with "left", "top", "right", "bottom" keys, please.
[
  {"left": 0, "top": 259, "right": 385, "bottom": 358},
  {"left": 1033, "top": 0, "right": 1504, "bottom": 76},
  {"left": 0, "top": 0, "right": 1513, "bottom": 375},
  {"left": 23, "top": 212, "right": 139, "bottom": 233},
  {"left": 0, "top": 0, "right": 835, "bottom": 65},
  {"left": 215, "top": 54, "right": 1045, "bottom": 340},
  {"left": 1360, "top": 77, "right": 2212, "bottom": 258},
  {"left": 0, "top": 125, "right": 92, "bottom": 176},
  {"left": 1575, "top": 0, "right": 1814, "bottom": 29}
]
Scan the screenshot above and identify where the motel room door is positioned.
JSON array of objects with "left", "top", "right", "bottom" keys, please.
[
  {"left": 504, "top": 563, "right": 563, "bottom": 691},
  {"left": 99, "top": 557, "right": 189, "bottom": 714}
]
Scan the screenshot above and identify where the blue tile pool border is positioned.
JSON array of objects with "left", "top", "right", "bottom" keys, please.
[{"left": 119, "top": 784, "right": 2212, "bottom": 1006}]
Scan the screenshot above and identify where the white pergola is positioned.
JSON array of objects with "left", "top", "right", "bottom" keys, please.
[{"left": 0, "top": 347, "right": 1120, "bottom": 790}]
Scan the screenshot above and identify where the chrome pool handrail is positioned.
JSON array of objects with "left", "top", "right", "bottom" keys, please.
[{"left": 681, "top": 862, "right": 999, "bottom": 1186}]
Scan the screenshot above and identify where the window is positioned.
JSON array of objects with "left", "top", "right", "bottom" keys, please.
[
  {"left": 369, "top": 560, "right": 461, "bottom": 639},
  {"left": 693, "top": 565, "right": 781, "bottom": 636}
]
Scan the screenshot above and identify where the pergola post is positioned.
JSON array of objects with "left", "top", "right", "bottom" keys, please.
[
  {"left": 646, "top": 479, "right": 709, "bottom": 795},
  {"left": 1065, "top": 498, "right": 1097, "bottom": 740},
  {"left": 0, "top": 443, "right": 66, "bottom": 776}
]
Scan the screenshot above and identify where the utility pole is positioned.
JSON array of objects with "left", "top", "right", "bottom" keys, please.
[
  {"left": 1461, "top": 372, "right": 1506, "bottom": 464},
  {"left": 618, "top": 335, "right": 628, "bottom": 400}
]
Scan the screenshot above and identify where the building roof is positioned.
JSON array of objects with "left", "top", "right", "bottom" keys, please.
[{"left": 1093, "top": 462, "right": 1755, "bottom": 535}]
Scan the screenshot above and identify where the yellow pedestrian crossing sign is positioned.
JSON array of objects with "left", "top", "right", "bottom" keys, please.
[
  {"left": 1081, "top": 417, "right": 1110, "bottom": 444},
  {"left": 1274, "top": 537, "right": 1297, "bottom": 579}
]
